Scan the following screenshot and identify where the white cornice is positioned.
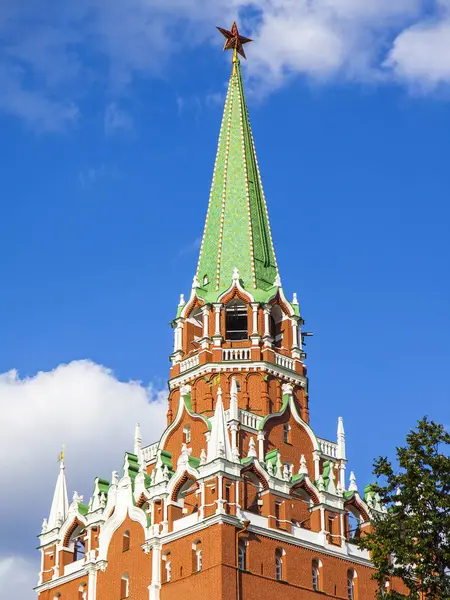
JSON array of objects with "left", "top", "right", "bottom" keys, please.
[{"left": 169, "top": 361, "right": 307, "bottom": 390}]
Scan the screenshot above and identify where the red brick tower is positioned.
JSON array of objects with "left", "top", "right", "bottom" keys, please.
[{"left": 36, "top": 22, "right": 405, "bottom": 600}]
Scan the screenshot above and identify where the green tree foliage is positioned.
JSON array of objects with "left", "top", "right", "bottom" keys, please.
[{"left": 359, "top": 418, "right": 450, "bottom": 600}]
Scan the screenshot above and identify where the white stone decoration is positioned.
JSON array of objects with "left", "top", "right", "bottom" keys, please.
[
  {"left": 282, "top": 382, "right": 293, "bottom": 396},
  {"left": 200, "top": 449, "right": 207, "bottom": 465},
  {"left": 177, "top": 443, "right": 192, "bottom": 467},
  {"left": 247, "top": 437, "right": 257, "bottom": 458},
  {"left": 276, "top": 454, "right": 283, "bottom": 479},
  {"left": 349, "top": 471, "right": 358, "bottom": 492},
  {"left": 41, "top": 518, "right": 48, "bottom": 533},
  {"left": 299, "top": 454, "right": 308, "bottom": 475}
]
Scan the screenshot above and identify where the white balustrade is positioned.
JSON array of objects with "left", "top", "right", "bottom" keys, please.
[
  {"left": 318, "top": 438, "right": 338, "bottom": 458},
  {"left": 180, "top": 354, "right": 199, "bottom": 373},
  {"left": 239, "top": 409, "right": 263, "bottom": 430},
  {"left": 142, "top": 442, "right": 158, "bottom": 463},
  {"left": 274, "top": 352, "right": 295, "bottom": 371},
  {"left": 222, "top": 348, "right": 251, "bottom": 361}
]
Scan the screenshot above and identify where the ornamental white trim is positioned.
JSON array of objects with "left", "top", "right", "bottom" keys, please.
[{"left": 97, "top": 475, "right": 148, "bottom": 562}]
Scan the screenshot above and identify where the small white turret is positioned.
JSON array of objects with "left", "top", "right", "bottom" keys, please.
[
  {"left": 134, "top": 423, "right": 142, "bottom": 458},
  {"left": 337, "top": 417, "right": 346, "bottom": 460},
  {"left": 337, "top": 417, "right": 347, "bottom": 490},
  {"left": 229, "top": 377, "right": 239, "bottom": 422}
]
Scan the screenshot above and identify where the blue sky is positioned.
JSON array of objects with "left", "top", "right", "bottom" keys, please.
[{"left": 1, "top": 1, "right": 450, "bottom": 597}]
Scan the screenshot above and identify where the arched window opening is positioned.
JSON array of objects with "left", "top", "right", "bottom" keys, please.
[
  {"left": 225, "top": 300, "right": 248, "bottom": 340},
  {"left": 122, "top": 530, "right": 130, "bottom": 552},
  {"left": 78, "top": 583, "right": 87, "bottom": 600},
  {"left": 121, "top": 574, "right": 129, "bottom": 599},
  {"left": 203, "top": 274, "right": 209, "bottom": 286},
  {"left": 270, "top": 305, "right": 284, "bottom": 348},
  {"left": 177, "top": 477, "right": 199, "bottom": 516},
  {"left": 162, "top": 553, "right": 171, "bottom": 583},
  {"left": 69, "top": 525, "right": 86, "bottom": 561},
  {"left": 238, "top": 542, "right": 246, "bottom": 571},
  {"left": 192, "top": 540, "right": 202, "bottom": 572},
  {"left": 283, "top": 423, "right": 291, "bottom": 444},
  {"left": 183, "top": 424, "right": 191, "bottom": 444},
  {"left": 347, "top": 569, "right": 357, "bottom": 600},
  {"left": 53, "top": 594, "right": 61, "bottom": 600},
  {"left": 275, "top": 548, "right": 284, "bottom": 581},
  {"left": 346, "top": 509, "right": 361, "bottom": 543},
  {"left": 312, "top": 559, "right": 322, "bottom": 591}
]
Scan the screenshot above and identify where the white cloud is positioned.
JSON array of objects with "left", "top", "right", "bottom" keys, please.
[
  {"left": 0, "top": 555, "right": 38, "bottom": 600},
  {"left": 385, "top": 14, "right": 450, "bottom": 88},
  {"left": 0, "top": 360, "right": 166, "bottom": 550},
  {"left": 1, "top": 0, "right": 450, "bottom": 130}
]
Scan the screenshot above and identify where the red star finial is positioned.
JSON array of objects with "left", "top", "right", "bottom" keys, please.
[{"left": 216, "top": 21, "right": 252, "bottom": 60}]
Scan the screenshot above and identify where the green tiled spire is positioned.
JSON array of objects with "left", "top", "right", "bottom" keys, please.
[{"left": 196, "top": 59, "right": 279, "bottom": 303}]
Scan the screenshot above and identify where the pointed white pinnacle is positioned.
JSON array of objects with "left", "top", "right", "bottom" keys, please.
[
  {"left": 292, "top": 293, "right": 298, "bottom": 305},
  {"left": 248, "top": 437, "right": 257, "bottom": 458},
  {"left": 179, "top": 293, "right": 185, "bottom": 305},
  {"left": 349, "top": 471, "right": 358, "bottom": 492},
  {"left": 47, "top": 458, "right": 69, "bottom": 531},
  {"left": 200, "top": 449, "right": 207, "bottom": 465},
  {"left": 207, "top": 387, "right": 232, "bottom": 462},
  {"left": 299, "top": 454, "right": 308, "bottom": 475},
  {"left": 232, "top": 267, "right": 240, "bottom": 281}
]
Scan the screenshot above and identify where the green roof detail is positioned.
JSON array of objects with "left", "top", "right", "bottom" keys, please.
[
  {"left": 188, "top": 455, "right": 201, "bottom": 469},
  {"left": 196, "top": 59, "right": 278, "bottom": 303},
  {"left": 95, "top": 477, "right": 110, "bottom": 495},
  {"left": 78, "top": 502, "right": 89, "bottom": 516},
  {"left": 264, "top": 449, "right": 279, "bottom": 466}
]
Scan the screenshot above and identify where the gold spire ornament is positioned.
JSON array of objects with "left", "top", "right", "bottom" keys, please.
[
  {"left": 216, "top": 21, "right": 252, "bottom": 61},
  {"left": 57, "top": 445, "right": 65, "bottom": 463}
]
